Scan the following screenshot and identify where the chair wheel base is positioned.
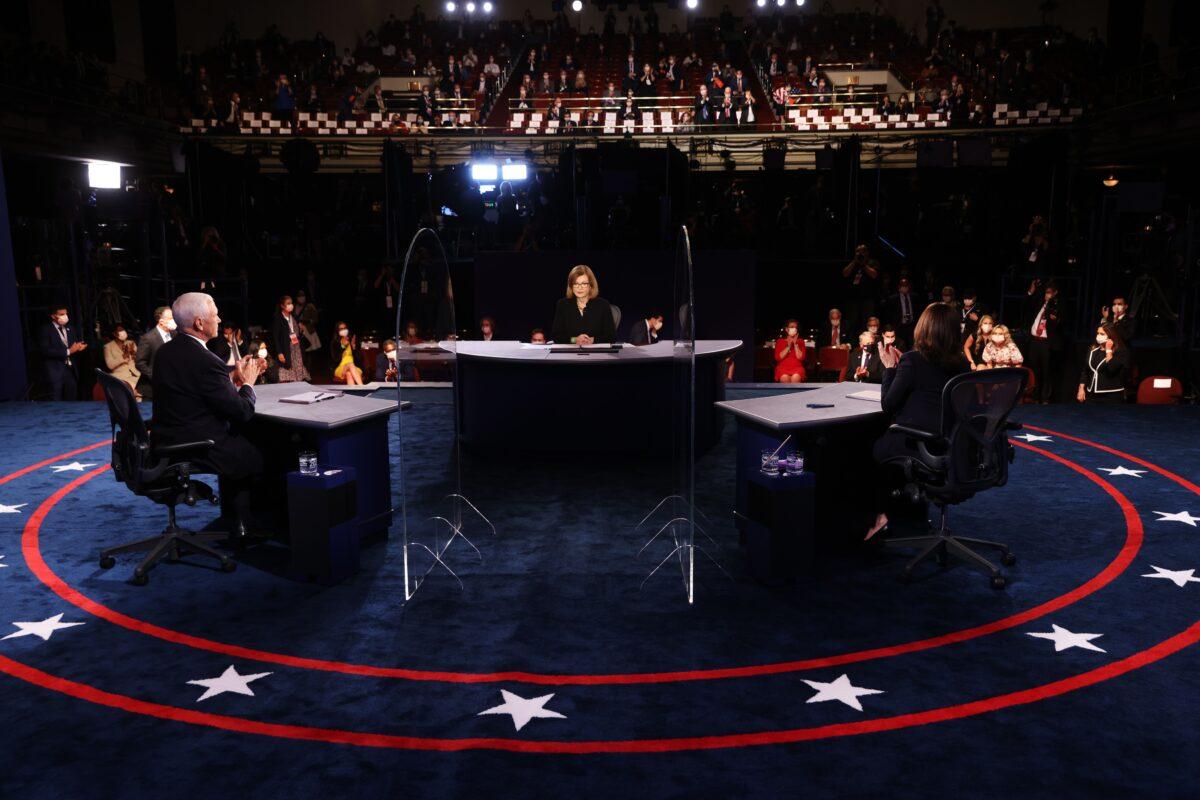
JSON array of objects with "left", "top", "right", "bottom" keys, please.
[
  {"left": 99, "top": 556, "right": 116, "bottom": 569},
  {"left": 1002, "top": 553, "right": 1017, "bottom": 566},
  {"left": 131, "top": 571, "right": 149, "bottom": 586},
  {"left": 991, "top": 575, "right": 1007, "bottom": 590}
]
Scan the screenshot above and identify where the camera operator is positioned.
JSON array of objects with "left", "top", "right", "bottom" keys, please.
[{"left": 842, "top": 243, "right": 880, "bottom": 329}]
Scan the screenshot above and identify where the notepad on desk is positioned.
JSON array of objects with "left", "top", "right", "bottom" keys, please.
[
  {"left": 279, "top": 391, "right": 343, "bottom": 405},
  {"left": 846, "top": 389, "right": 882, "bottom": 402}
]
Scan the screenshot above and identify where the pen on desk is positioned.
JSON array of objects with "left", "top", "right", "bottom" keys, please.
[{"left": 807, "top": 403, "right": 835, "bottom": 408}]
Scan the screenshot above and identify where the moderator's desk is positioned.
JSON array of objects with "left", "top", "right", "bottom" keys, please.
[
  {"left": 716, "top": 382, "right": 891, "bottom": 581},
  {"left": 249, "top": 382, "right": 399, "bottom": 540},
  {"left": 449, "top": 340, "right": 742, "bottom": 453}
]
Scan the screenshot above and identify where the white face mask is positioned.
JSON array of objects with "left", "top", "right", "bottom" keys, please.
[
  {"left": 338, "top": 329, "right": 348, "bottom": 338},
  {"left": 1112, "top": 305, "right": 1124, "bottom": 314},
  {"left": 257, "top": 348, "right": 268, "bottom": 358},
  {"left": 164, "top": 318, "right": 177, "bottom": 331},
  {"left": 386, "top": 350, "right": 397, "bottom": 361},
  {"left": 786, "top": 328, "right": 798, "bottom": 337},
  {"left": 116, "top": 330, "right": 127, "bottom": 341},
  {"left": 1095, "top": 334, "right": 1108, "bottom": 345},
  {"left": 56, "top": 315, "right": 69, "bottom": 325},
  {"left": 991, "top": 335, "right": 1005, "bottom": 344}
]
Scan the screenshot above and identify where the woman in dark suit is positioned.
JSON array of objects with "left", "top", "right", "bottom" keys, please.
[
  {"left": 866, "top": 302, "right": 970, "bottom": 540},
  {"left": 551, "top": 264, "right": 615, "bottom": 344},
  {"left": 1077, "top": 322, "right": 1129, "bottom": 404},
  {"left": 270, "top": 294, "right": 310, "bottom": 383}
]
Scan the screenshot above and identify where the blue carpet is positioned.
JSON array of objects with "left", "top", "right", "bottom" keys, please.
[{"left": 1, "top": 394, "right": 1199, "bottom": 798}]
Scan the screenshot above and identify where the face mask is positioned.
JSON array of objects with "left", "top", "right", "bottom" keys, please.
[
  {"left": 653, "top": 321, "right": 663, "bottom": 332},
  {"left": 786, "top": 328, "right": 798, "bottom": 336},
  {"left": 258, "top": 348, "right": 268, "bottom": 358},
  {"left": 991, "top": 336, "right": 1005, "bottom": 344},
  {"left": 338, "top": 329, "right": 348, "bottom": 338},
  {"left": 1112, "top": 305, "right": 1124, "bottom": 314},
  {"left": 883, "top": 338, "right": 895, "bottom": 346},
  {"left": 56, "top": 315, "right": 69, "bottom": 325},
  {"left": 1095, "top": 334, "right": 1108, "bottom": 345},
  {"left": 284, "top": 305, "right": 294, "bottom": 314},
  {"left": 386, "top": 350, "right": 397, "bottom": 361},
  {"left": 964, "top": 300, "right": 974, "bottom": 308},
  {"left": 164, "top": 318, "right": 177, "bottom": 331},
  {"left": 117, "top": 330, "right": 127, "bottom": 341},
  {"left": 980, "top": 325, "right": 993, "bottom": 334},
  {"left": 868, "top": 326, "right": 878, "bottom": 334}
]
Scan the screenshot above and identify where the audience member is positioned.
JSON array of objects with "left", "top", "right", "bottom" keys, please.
[
  {"left": 981, "top": 324, "right": 1023, "bottom": 369},
  {"left": 103, "top": 325, "right": 141, "bottom": 400},
  {"left": 136, "top": 305, "right": 175, "bottom": 400},
  {"left": 847, "top": 331, "right": 883, "bottom": 383},
  {"left": 331, "top": 323, "right": 364, "bottom": 385},
  {"left": 963, "top": 314, "right": 994, "bottom": 370},
  {"left": 37, "top": 305, "right": 86, "bottom": 401},
  {"left": 1024, "top": 279, "right": 1065, "bottom": 403},
  {"left": 824, "top": 307, "right": 848, "bottom": 347},
  {"left": 270, "top": 294, "right": 311, "bottom": 383},
  {"left": 842, "top": 244, "right": 880, "bottom": 327},
  {"left": 1077, "top": 322, "right": 1129, "bottom": 404},
  {"left": 629, "top": 313, "right": 664, "bottom": 346},
  {"left": 774, "top": 319, "right": 807, "bottom": 383},
  {"left": 530, "top": 329, "right": 547, "bottom": 344}
]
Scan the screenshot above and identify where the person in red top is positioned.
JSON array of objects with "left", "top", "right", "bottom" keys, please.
[{"left": 774, "top": 319, "right": 807, "bottom": 383}]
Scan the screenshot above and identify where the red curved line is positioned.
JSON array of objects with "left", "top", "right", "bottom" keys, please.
[
  {"left": 1, "top": 620, "right": 1198, "bottom": 753},
  {"left": 21, "top": 441, "right": 1141, "bottom": 685},
  {"left": 0, "top": 440, "right": 109, "bottom": 486},
  {"left": 1025, "top": 424, "right": 1200, "bottom": 495}
]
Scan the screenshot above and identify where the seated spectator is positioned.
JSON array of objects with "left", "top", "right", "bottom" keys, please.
[
  {"left": 574, "top": 70, "right": 588, "bottom": 93},
  {"left": 602, "top": 82, "right": 620, "bottom": 107},
  {"left": 530, "top": 329, "right": 547, "bottom": 344},
  {"left": 483, "top": 55, "right": 501, "bottom": 78},
  {"left": 825, "top": 308, "right": 848, "bottom": 347},
  {"left": 963, "top": 314, "right": 995, "bottom": 370},
  {"left": 330, "top": 324, "right": 364, "bottom": 385},
  {"left": 207, "top": 322, "right": 246, "bottom": 366},
  {"left": 896, "top": 94, "right": 912, "bottom": 115},
  {"left": 557, "top": 70, "right": 571, "bottom": 94},
  {"left": 479, "top": 317, "right": 496, "bottom": 341},
  {"left": 366, "top": 85, "right": 387, "bottom": 114},
  {"left": 103, "top": 325, "right": 141, "bottom": 400},
  {"left": 548, "top": 98, "right": 565, "bottom": 122},
  {"left": 628, "top": 313, "right": 664, "bottom": 346},
  {"left": 620, "top": 95, "right": 639, "bottom": 122},
  {"left": 539, "top": 71, "right": 554, "bottom": 95},
  {"left": 304, "top": 84, "right": 322, "bottom": 113},
  {"left": 881, "top": 324, "right": 904, "bottom": 352},
  {"left": 515, "top": 86, "right": 531, "bottom": 110},
  {"left": 981, "top": 324, "right": 1023, "bottom": 368},
  {"left": 935, "top": 88, "right": 953, "bottom": 114},
  {"left": 402, "top": 321, "right": 424, "bottom": 345},
  {"left": 374, "top": 339, "right": 409, "bottom": 382},
  {"left": 774, "top": 319, "right": 807, "bottom": 383},
  {"left": 847, "top": 331, "right": 883, "bottom": 383}
]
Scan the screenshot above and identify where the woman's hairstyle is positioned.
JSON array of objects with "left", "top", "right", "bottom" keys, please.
[
  {"left": 783, "top": 318, "right": 799, "bottom": 329},
  {"left": 278, "top": 294, "right": 293, "bottom": 310},
  {"left": 977, "top": 314, "right": 995, "bottom": 328},
  {"left": 989, "top": 324, "right": 1013, "bottom": 346},
  {"left": 110, "top": 325, "right": 126, "bottom": 341},
  {"left": 913, "top": 302, "right": 966, "bottom": 370},
  {"left": 1098, "top": 322, "right": 1126, "bottom": 350},
  {"left": 565, "top": 264, "right": 599, "bottom": 300}
]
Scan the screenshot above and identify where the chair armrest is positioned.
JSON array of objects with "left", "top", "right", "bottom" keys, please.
[
  {"left": 155, "top": 439, "right": 215, "bottom": 457},
  {"left": 889, "top": 423, "right": 941, "bottom": 442}
]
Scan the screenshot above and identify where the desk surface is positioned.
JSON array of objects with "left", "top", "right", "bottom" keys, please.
[
  {"left": 253, "top": 382, "right": 400, "bottom": 430},
  {"left": 446, "top": 339, "right": 742, "bottom": 364},
  {"left": 716, "top": 382, "right": 884, "bottom": 431}
]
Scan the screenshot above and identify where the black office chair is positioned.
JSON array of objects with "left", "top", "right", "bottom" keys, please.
[
  {"left": 94, "top": 370, "right": 236, "bottom": 585},
  {"left": 610, "top": 304, "right": 623, "bottom": 337},
  {"left": 880, "top": 368, "right": 1027, "bottom": 589}
]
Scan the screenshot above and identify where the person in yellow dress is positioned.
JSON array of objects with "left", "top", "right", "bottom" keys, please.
[{"left": 331, "top": 322, "right": 364, "bottom": 385}]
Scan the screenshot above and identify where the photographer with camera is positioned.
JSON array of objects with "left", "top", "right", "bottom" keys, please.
[
  {"left": 842, "top": 243, "right": 881, "bottom": 330},
  {"left": 1025, "top": 278, "right": 1066, "bottom": 403}
]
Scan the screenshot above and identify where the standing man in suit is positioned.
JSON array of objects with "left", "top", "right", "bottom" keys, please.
[
  {"left": 959, "top": 289, "right": 981, "bottom": 341},
  {"left": 884, "top": 277, "right": 918, "bottom": 347},
  {"left": 36, "top": 305, "right": 87, "bottom": 400},
  {"left": 206, "top": 322, "right": 244, "bottom": 367},
  {"left": 693, "top": 84, "right": 715, "bottom": 126},
  {"left": 136, "top": 306, "right": 176, "bottom": 400},
  {"left": 846, "top": 331, "right": 883, "bottom": 383},
  {"left": 152, "top": 292, "right": 263, "bottom": 539},
  {"left": 1025, "top": 279, "right": 1067, "bottom": 404},
  {"left": 1100, "top": 296, "right": 1134, "bottom": 342},
  {"left": 628, "top": 313, "right": 664, "bottom": 346}
]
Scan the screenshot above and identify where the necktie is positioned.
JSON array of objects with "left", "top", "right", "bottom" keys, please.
[{"left": 901, "top": 294, "right": 911, "bottom": 323}]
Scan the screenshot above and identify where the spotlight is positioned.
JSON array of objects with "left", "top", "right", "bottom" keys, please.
[
  {"left": 686, "top": 0, "right": 697, "bottom": 8},
  {"left": 501, "top": 163, "right": 528, "bottom": 181},
  {"left": 796, "top": 0, "right": 805, "bottom": 5},
  {"left": 470, "top": 162, "right": 498, "bottom": 181},
  {"left": 756, "top": 0, "right": 765, "bottom": 6},
  {"left": 482, "top": 0, "right": 493, "bottom": 10},
  {"left": 88, "top": 161, "right": 121, "bottom": 189},
  {"left": 775, "top": 0, "right": 785, "bottom": 6},
  {"left": 465, "top": 1, "right": 475, "bottom": 11},
  {"left": 445, "top": 1, "right": 455, "bottom": 10},
  {"left": 1102, "top": 174, "right": 1119, "bottom": 188},
  {"left": 572, "top": 0, "right": 583, "bottom": 9}
]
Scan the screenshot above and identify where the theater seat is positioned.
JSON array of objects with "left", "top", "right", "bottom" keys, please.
[{"left": 1136, "top": 376, "right": 1183, "bottom": 404}]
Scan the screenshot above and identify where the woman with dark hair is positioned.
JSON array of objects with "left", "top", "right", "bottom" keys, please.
[
  {"left": 774, "top": 318, "right": 806, "bottom": 383},
  {"left": 866, "top": 302, "right": 970, "bottom": 540},
  {"left": 270, "top": 294, "right": 310, "bottom": 383},
  {"left": 1077, "top": 322, "right": 1129, "bottom": 404}
]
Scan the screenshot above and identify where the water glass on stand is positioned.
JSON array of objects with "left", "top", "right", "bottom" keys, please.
[
  {"left": 298, "top": 450, "right": 319, "bottom": 476},
  {"left": 787, "top": 452, "right": 805, "bottom": 475}
]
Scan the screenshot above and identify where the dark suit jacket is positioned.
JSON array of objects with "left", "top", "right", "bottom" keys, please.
[
  {"left": 269, "top": 312, "right": 299, "bottom": 368},
  {"left": 884, "top": 292, "right": 919, "bottom": 328},
  {"left": 627, "top": 319, "right": 659, "bottom": 346},
  {"left": 135, "top": 328, "right": 171, "bottom": 380},
  {"left": 151, "top": 335, "right": 258, "bottom": 478},
  {"left": 35, "top": 321, "right": 80, "bottom": 367},
  {"left": 846, "top": 346, "right": 883, "bottom": 383},
  {"left": 821, "top": 326, "right": 849, "bottom": 347},
  {"left": 551, "top": 296, "right": 616, "bottom": 344},
  {"left": 206, "top": 335, "right": 243, "bottom": 364},
  {"left": 1025, "top": 294, "right": 1067, "bottom": 350},
  {"left": 880, "top": 350, "right": 970, "bottom": 434}
]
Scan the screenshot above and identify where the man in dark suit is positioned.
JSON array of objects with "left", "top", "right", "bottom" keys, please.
[
  {"left": 373, "top": 338, "right": 416, "bottom": 382},
  {"left": 1024, "top": 280, "right": 1068, "bottom": 403},
  {"left": 36, "top": 305, "right": 87, "bottom": 400},
  {"left": 628, "top": 313, "right": 664, "bottom": 346},
  {"left": 846, "top": 331, "right": 883, "bottom": 383},
  {"left": 206, "top": 322, "right": 244, "bottom": 366},
  {"left": 135, "top": 306, "right": 176, "bottom": 400},
  {"left": 1101, "top": 296, "right": 1134, "bottom": 342},
  {"left": 824, "top": 308, "right": 849, "bottom": 347},
  {"left": 693, "top": 85, "right": 715, "bottom": 126},
  {"left": 884, "top": 277, "right": 919, "bottom": 347},
  {"left": 959, "top": 289, "right": 981, "bottom": 341},
  {"left": 152, "top": 292, "right": 263, "bottom": 538}
]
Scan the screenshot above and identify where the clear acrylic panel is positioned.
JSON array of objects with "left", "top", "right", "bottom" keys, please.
[{"left": 394, "top": 228, "right": 484, "bottom": 601}]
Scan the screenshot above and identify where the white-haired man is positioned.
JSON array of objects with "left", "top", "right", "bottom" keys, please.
[{"left": 151, "top": 292, "right": 264, "bottom": 539}]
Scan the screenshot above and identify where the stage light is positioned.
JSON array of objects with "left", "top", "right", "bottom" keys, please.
[
  {"left": 686, "top": 0, "right": 697, "bottom": 8},
  {"left": 445, "top": 1, "right": 455, "bottom": 10},
  {"left": 756, "top": 0, "right": 766, "bottom": 6},
  {"left": 796, "top": 0, "right": 805, "bottom": 5},
  {"left": 87, "top": 161, "right": 121, "bottom": 189},
  {"left": 477, "top": 184, "right": 495, "bottom": 194},
  {"left": 482, "top": 1, "right": 493, "bottom": 10},
  {"left": 501, "top": 163, "right": 528, "bottom": 181},
  {"left": 572, "top": 0, "right": 583, "bottom": 9},
  {"left": 465, "top": 1, "right": 476, "bottom": 12},
  {"left": 470, "top": 162, "right": 498, "bottom": 181},
  {"left": 775, "top": 0, "right": 785, "bottom": 6},
  {"left": 1102, "top": 174, "right": 1119, "bottom": 188}
]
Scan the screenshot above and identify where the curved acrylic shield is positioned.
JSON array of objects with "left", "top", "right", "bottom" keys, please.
[{"left": 394, "top": 228, "right": 492, "bottom": 601}]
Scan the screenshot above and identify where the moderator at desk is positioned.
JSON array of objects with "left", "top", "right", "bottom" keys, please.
[
  {"left": 451, "top": 339, "right": 742, "bottom": 453},
  {"left": 716, "top": 383, "right": 898, "bottom": 583}
]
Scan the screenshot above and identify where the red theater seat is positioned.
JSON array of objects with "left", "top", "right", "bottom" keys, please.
[{"left": 1136, "top": 376, "right": 1183, "bottom": 405}]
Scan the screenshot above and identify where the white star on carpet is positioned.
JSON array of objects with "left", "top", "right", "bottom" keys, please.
[
  {"left": 1027, "top": 624, "right": 1106, "bottom": 653},
  {"left": 1142, "top": 565, "right": 1200, "bottom": 588},
  {"left": 0, "top": 555, "right": 7, "bottom": 568},
  {"left": 187, "top": 665, "right": 272, "bottom": 702},
  {"left": 0, "top": 503, "right": 26, "bottom": 514},
  {"left": 1153, "top": 510, "right": 1200, "bottom": 527},
  {"left": 801, "top": 674, "right": 884, "bottom": 712},
  {"left": 49, "top": 462, "right": 96, "bottom": 473},
  {"left": 478, "top": 690, "right": 567, "bottom": 731},
  {"left": 1014, "top": 433, "right": 1053, "bottom": 443},
  {"left": 2, "top": 613, "right": 85, "bottom": 641},
  {"left": 1097, "top": 466, "right": 1147, "bottom": 478}
]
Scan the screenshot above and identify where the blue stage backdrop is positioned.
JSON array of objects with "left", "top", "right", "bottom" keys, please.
[
  {"left": 0, "top": 148, "right": 28, "bottom": 400},
  {"left": 472, "top": 250, "right": 756, "bottom": 378}
]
